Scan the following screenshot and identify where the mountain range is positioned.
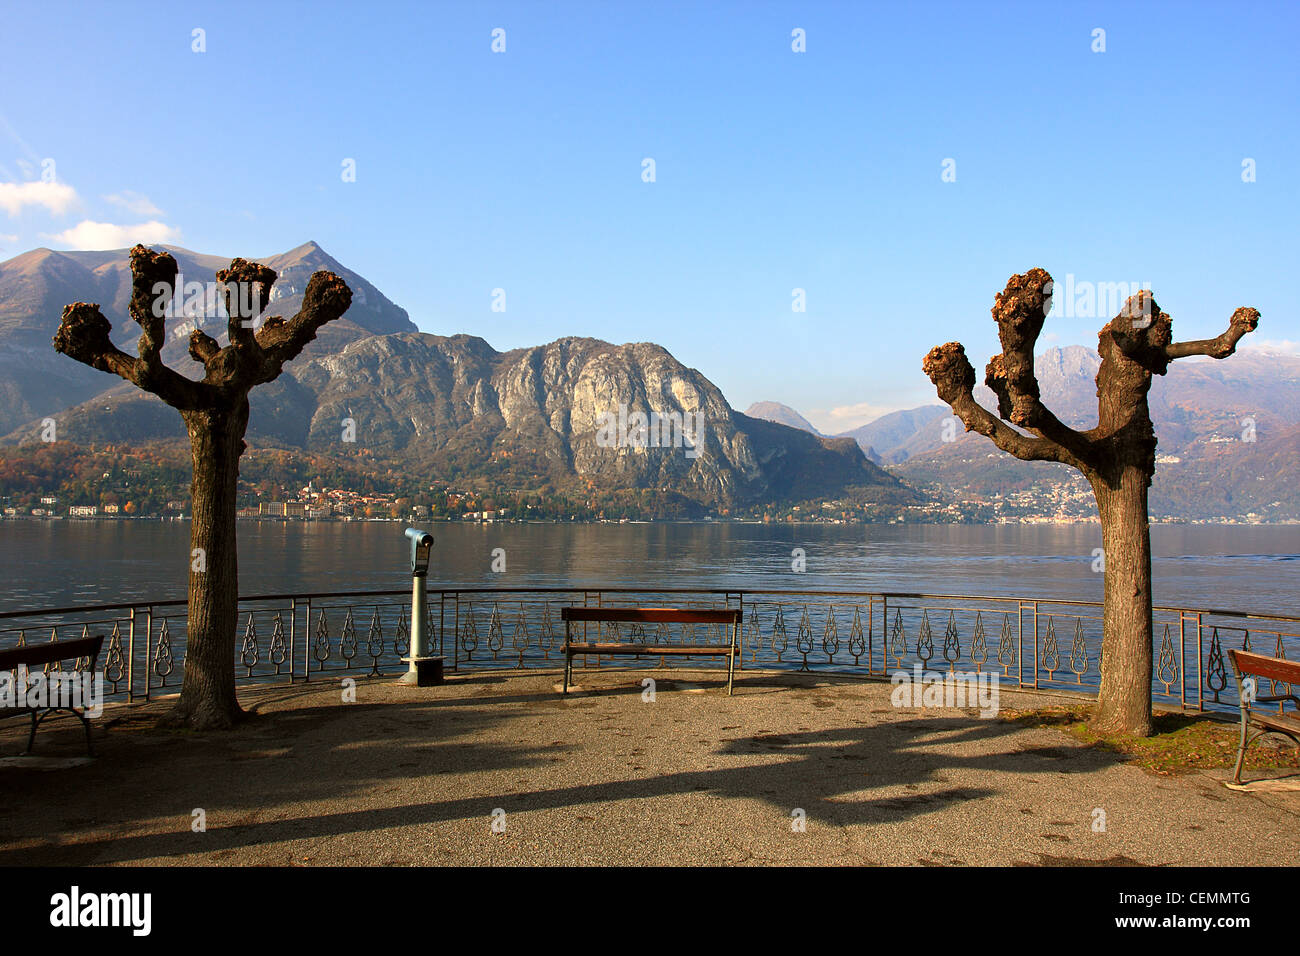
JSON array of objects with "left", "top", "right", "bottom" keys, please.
[
  {"left": 0, "top": 241, "right": 413, "bottom": 437},
  {"left": 4, "top": 240, "right": 1293, "bottom": 521},
  {"left": 0, "top": 242, "right": 911, "bottom": 514}
]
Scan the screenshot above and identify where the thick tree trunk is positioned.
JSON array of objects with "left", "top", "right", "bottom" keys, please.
[
  {"left": 1091, "top": 467, "right": 1155, "bottom": 737},
  {"left": 159, "top": 399, "right": 250, "bottom": 730}
]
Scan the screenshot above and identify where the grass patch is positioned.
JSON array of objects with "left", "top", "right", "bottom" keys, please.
[{"left": 1001, "top": 705, "right": 1300, "bottom": 776}]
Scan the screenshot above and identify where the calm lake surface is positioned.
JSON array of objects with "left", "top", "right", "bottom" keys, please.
[{"left": 1, "top": 521, "right": 1297, "bottom": 618}]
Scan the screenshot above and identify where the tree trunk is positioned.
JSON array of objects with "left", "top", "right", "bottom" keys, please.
[
  {"left": 1091, "top": 466, "right": 1155, "bottom": 737},
  {"left": 160, "top": 399, "right": 250, "bottom": 730}
]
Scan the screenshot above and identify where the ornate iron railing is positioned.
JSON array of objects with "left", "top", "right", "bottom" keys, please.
[{"left": 0, "top": 587, "right": 1295, "bottom": 715}]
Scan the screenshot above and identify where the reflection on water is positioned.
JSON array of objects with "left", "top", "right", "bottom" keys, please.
[{"left": 1, "top": 520, "right": 1296, "bottom": 617}]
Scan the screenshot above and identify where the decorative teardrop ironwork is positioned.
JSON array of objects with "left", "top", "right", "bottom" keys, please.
[
  {"left": 746, "top": 606, "right": 761, "bottom": 662},
  {"left": 487, "top": 604, "right": 505, "bottom": 659},
  {"left": 512, "top": 604, "right": 530, "bottom": 664},
  {"left": 1156, "top": 623, "right": 1179, "bottom": 692},
  {"left": 313, "top": 608, "right": 331, "bottom": 665},
  {"left": 104, "top": 622, "right": 126, "bottom": 689},
  {"left": 365, "top": 607, "right": 385, "bottom": 676},
  {"left": 395, "top": 606, "right": 410, "bottom": 657},
  {"left": 1042, "top": 617, "right": 1060, "bottom": 678},
  {"left": 1270, "top": 633, "right": 1290, "bottom": 702},
  {"left": 916, "top": 611, "right": 934, "bottom": 666},
  {"left": 822, "top": 606, "right": 840, "bottom": 662},
  {"left": 772, "top": 606, "right": 789, "bottom": 662},
  {"left": 540, "top": 603, "right": 557, "bottom": 658},
  {"left": 459, "top": 605, "right": 479, "bottom": 659},
  {"left": 269, "top": 613, "right": 288, "bottom": 669},
  {"left": 153, "top": 619, "right": 174, "bottom": 680},
  {"left": 1205, "top": 627, "right": 1226, "bottom": 703},
  {"left": 240, "top": 613, "right": 260, "bottom": 675},
  {"left": 942, "top": 610, "right": 961, "bottom": 672},
  {"left": 1068, "top": 618, "right": 1088, "bottom": 684},
  {"left": 848, "top": 606, "right": 866, "bottom": 664},
  {"left": 971, "top": 612, "right": 988, "bottom": 672},
  {"left": 796, "top": 606, "right": 814, "bottom": 671},
  {"left": 338, "top": 607, "right": 358, "bottom": 663},
  {"left": 889, "top": 609, "right": 906, "bottom": 668}
]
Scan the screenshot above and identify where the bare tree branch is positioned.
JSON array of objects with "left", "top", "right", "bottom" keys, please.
[
  {"left": 1105, "top": 290, "right": 1176, "bottom": 377},
  {"left": 55, "top": 296, "right": 206, "bottom": 411},
  {"left": 188, "top": 329, "right": 221, "bottom": 366},
  {"left": 253, "top": 271, "right": 352, "bottom": 381},
  {"left": 980, "top": 269, "right": 1095, "bottom": 463},
  {"left": 1166, "top": 306, "right": 1260, "bottom": 360},
  {"left": 127, "top": 244, "right": 175, "bottom": 369},
  {"left": 923, "top": 342, "right": 1087, "bottom": 469},
  {"left": 217, "top": 258, "right": 276, "bottom": 358}
]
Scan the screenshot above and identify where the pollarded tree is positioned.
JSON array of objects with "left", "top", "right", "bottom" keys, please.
[
  {"left": 923, "top": 269, "right": 1258, "bottom": 737},
  {"left": 54, "top": 245, "right": 352, "bottom": 730}
]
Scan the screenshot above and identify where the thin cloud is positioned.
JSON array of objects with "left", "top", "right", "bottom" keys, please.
[
  {"left": 0, "top": 113, "right": 40, "bottom": 164},
  {"left": 806, "top": 401, "right": 910, "bottom": 433},
  {"left": 0, "top": 180, "right": 78, "bottom": 217},
  {"left": 104, "top": 190, "right": 163, "bottom": 217},
  {"left": 1244, "top": 339, "right": 1300, "bottom": 356},
  {"left": 44, "top": 219, "right": 181, "bottom": 250}
]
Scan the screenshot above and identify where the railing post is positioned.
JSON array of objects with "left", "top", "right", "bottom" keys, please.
[
  {"left": 439, "top": 591, "right": 446, "bottom": 660},
  {"left": 144, "top": 606, "right": 154, "bottom": 702},
  {"left": 880, "top": 595, "right": 887, "bottom": 676},
  {"left": 732, "top": 591, "right": 744, "bottom": 671},
  {"left": 288, "top": 598, "right": 299, "bottom": 684},
  {"left": 868, "top": 595, "right": 876, "bottom": 674},
  {"left": 1179, "top": 611, "right": 1188, "bottom": 710},
  {"left": 127, "top": 606, "right": 136, "bottom": 703},
  {"left": 301, "top": 598, "right": 312, "bottom": 683},
  {"left": 1016, "top": 602, "right": 1024, "bottom": 688},
  {"left": 1032, "top": 602, "right": 1040, "bottom": 689},
  {"left": 1196, "top": 612, "right": 1204, "bottom": 711}
]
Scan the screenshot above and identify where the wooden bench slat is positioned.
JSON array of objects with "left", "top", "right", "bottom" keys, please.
[
  {"left": 560, "top": 607, "right": 741, "bottom": 625},
  {"left": 1252, "top": 713, "right": 1300, "bottom": 736},
  {"left": 564, "top": 643, "right": 740, "bottom": 656},
  {"left": 1229, "top": 649, "right": 1300, "bottom": 685},
  {"left": 0, "top": 635, "right": 104, "bottom": 672}
]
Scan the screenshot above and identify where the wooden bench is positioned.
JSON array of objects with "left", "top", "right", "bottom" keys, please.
[
  {"left": 561, "top": 607, "right": 742, "bottom": 696},
  {"left": 0, "top": 635, "right": 105, "bottom": 757},
  {"left": 1228, "top": 648, "right": 1300, "bottom": 784}
]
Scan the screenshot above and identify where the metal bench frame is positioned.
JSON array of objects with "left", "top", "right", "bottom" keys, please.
[
  {"left": 1227, "top": 648, "right": 1300, "bottom": 784},
  {"left": 0, "top": 634, "right": 105, "bottom": 757}
]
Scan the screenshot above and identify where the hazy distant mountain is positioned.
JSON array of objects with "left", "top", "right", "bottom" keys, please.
[
  {"left": 7, "top": 332, "right": 913, "bottom": 512},
  {"left": 0, "top": 241, "right": 415, "bottom": 435},
  {"left": 835, "top": 405, "right": 951, "bottom": 464},
  {"left": 743, "top": 401, "right": 821, "bottom": 435},
  {"left": 889, "top": 344, "right": 1300, "bottom": 520}
]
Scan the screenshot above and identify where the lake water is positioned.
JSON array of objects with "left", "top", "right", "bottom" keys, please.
[{"left": 2, "top": 520, "right": 1296, "bottom": 618}]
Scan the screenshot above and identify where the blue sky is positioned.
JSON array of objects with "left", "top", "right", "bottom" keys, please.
[{"left": 1, "top": 0, "right": 1295, "bottom": 432}]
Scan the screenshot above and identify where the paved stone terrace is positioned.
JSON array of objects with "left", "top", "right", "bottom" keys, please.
[{"left": 1, "top": 669, "right": 1297, "bottom": 866}]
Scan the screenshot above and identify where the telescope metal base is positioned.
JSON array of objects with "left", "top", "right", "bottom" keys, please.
[{"left": 398, "top": 656, "right": 445, "bottom": 687}]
